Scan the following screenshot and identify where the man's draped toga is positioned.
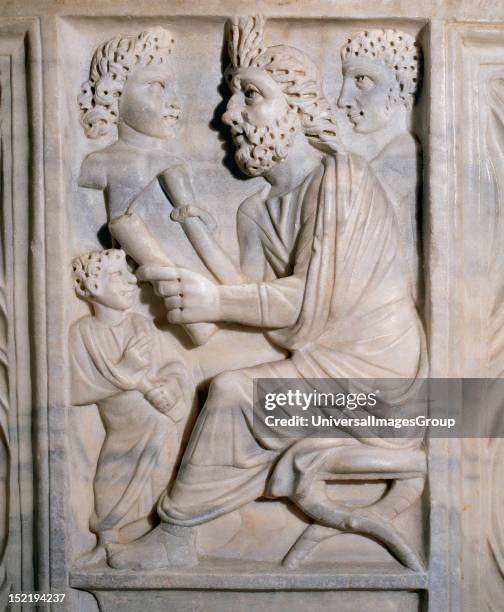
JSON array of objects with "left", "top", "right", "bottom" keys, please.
[{"left": 158, "top": 152, "right": 427, "bottom": 526}]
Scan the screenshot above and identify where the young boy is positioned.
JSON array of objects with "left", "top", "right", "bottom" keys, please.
[{"left": 69, "top": 248, "right": 192, "bottom": 566}]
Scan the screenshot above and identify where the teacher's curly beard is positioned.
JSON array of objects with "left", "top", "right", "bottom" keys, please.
[{"left": 223, "top": 104, "right": 300, "bottom": 177}]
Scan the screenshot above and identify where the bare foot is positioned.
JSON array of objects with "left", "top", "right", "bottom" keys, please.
[{"left": 106, "top": 524, "right": 197, "bottom": 570}]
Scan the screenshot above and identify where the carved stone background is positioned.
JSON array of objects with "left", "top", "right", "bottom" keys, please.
[
  {"left": 447, "top": 24, "right": 504, "bottom": 612},
  {"left": 0, "top": 19, "right": 42, "bottom": 610},
  {"left": 1, "top": 2, "right": 504, "bottom": 612}
]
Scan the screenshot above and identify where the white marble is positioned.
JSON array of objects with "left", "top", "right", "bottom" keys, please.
[{"left": 1, "top": 2, "right": 504, "bottom": 612}]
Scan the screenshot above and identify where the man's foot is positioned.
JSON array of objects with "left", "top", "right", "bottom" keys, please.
[
  {"left": 74, "top": 545, "right": 107, "bottom": 568},
  {"left": 106, "top": 523, "right": 197, "bottom": 570}
]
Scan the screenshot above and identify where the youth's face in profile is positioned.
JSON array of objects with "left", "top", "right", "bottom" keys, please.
[
  {"left": 338, "top": 56, "right": 399, "bottom": 134},
  {"left": 91, "top": 256, "right": 138, "bottom": 311},
  {"left": 119, "top": 63, "right": 181, "bottom": 139}
]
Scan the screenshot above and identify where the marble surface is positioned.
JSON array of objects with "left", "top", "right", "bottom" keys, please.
[{"left": 0, "top": 2, "right": 503, "bottom": 612}]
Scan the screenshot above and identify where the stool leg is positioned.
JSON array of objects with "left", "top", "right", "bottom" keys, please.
[
  {"left": 282, "top": 523, "right": 339, "bottom": 568},
  {"left": 289, "top": 481, "right": 425, "bottom": 571},
  {"left": 363, "top": 476, "right": 425, "bottom": 521}
]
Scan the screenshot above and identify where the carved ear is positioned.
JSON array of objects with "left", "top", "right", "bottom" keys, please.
[
  {"left": 73, "top": 278, "right": 89, "bottom": 299},
  {"left": 85, "top": 278, "right": 101, "bottom": 298},
  {"left": 73, "top": 276, "right": 100, "bottom": 300}
]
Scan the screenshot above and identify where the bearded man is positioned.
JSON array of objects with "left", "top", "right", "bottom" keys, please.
[{"left": 107, "top": 16, "right": 427, "bottom": 571}]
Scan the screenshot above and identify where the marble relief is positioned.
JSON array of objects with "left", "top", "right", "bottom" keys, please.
[
  {"left": 2, "top": 2, "right": 504, "bottom": 611},
  {"left": 338, "top": 29, "right": 423, "bottom": 300},
  {"left": 70, "top": 248, "right": 192, "bottom": 566},
  {"left": 72, "top": 15, "right": 428, "bottom": 576},
  {"left": 77, "top": 27, "right": 181, "bottom": 220},
  {"left": 484, "top": 72, "right": 504, "bottom": 612}
]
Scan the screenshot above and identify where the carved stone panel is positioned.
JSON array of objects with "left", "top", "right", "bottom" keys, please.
[
  {"left": 447, "top": 23, "right": 504, "bottom": 612},
  {"left": 64, "top": 13, "right": 429, "bottom": 612},
  {"left": 0, "top": 18, "right": 42, "bottom": 608},
  {"left": 2, "top": 2, "right": 504, "bottom": 612}
]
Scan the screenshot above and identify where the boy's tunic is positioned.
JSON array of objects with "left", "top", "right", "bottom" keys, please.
[{"left": 70, "top": 313, "right": 189, "bottom": 535}]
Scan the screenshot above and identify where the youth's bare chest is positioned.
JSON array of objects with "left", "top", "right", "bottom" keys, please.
[{"left": 105, "top": 149, "right": 181, "bottom": 218}]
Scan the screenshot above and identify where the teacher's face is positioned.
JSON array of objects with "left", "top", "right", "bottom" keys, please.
[{"left": 222, "top": 67, "right": 299, "bottom": 177}]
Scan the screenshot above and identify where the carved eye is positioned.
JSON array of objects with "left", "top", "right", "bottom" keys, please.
[
  {"left": 355, "top": 75, "right": 374, "bottom": 90},
  {"left": 244, "top": 84, "right": 261, "bottom": 104},
  {"left": 149, "top": 81, "right": 165, "bottom": 93}
]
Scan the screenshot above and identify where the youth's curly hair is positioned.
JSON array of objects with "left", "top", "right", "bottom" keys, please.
[
  {"left": 71, "top": 249, "right": 126, "bottom": 298},
  {"left": 78, "top": 27, "right": 175, "bottom": 139},
  {"left": 341, "top": 29, "right": 422, "bottom": 110}
]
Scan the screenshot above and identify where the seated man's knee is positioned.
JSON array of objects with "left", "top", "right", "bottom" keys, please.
[{"left": 207, "top": 370, "right": 252, "bottom": 409}]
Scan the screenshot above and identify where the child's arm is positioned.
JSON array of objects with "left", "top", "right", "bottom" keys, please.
[
  {"left": 115, "top": 334, "right": 153, "bottom": 391},
  {"left": 144, "top": 378, "right": 185, "bottom": 421}
]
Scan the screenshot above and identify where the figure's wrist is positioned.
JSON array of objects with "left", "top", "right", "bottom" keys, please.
[
  {"left": 170, "top": 206, "right": 217, "bottom": 234},
  {"left": 217, "top": 283, "right": 262, "bottom": 326},
  {"left": 217, "top": 284, "right": 239, "bottom": 322},
  {"left": 144, "top": 380, "right": 167, "bottom": 394},
  {"left": 118, "top": 358, "right": 146, "bottom": 382}
]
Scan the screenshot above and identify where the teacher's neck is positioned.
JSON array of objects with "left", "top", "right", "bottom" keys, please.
[
  {"left": 118, "top": 121, "right": 169, "bottom": 151},
  {"left": 264, "top": 132, "right": 322, "bottom": 198}
]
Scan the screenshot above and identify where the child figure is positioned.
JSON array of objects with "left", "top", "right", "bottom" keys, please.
[{"left": 69, "top": 248, "right": 192, "bottom": 566}]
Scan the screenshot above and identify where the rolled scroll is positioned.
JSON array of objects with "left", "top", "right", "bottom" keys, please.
[
  {"left": 158, "top": 164, "right": 244, "bottom": 285},
  {"left": 109, "top": 212, "right": 217, "bottom": 346}
]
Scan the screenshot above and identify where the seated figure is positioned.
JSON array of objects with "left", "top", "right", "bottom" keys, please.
[
  {"left": 69, "top": 248, "right": 192, "bottom": 566},
  {"left": 106, "top": 17, "right": 428, "bottom": 573}
]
